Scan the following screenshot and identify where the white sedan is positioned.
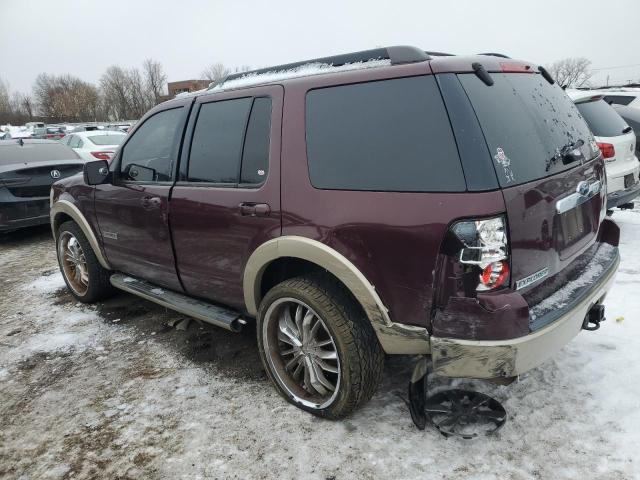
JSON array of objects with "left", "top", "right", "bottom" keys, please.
[{"left": 60, "top": 130, "right": 126, "bottom": 162}]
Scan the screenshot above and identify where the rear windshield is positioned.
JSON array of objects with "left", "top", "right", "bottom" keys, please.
[
  {"left": 0, "top": 142, "right": 79, "bottom": 164},
  {"left": 306, "top": 75, "right": 465, "bottom": 192},
  {"left": 575, "top": 99, "right": 629, "bottom": 137},
  {"left": 88, "top": 134, "right": 125, "bottom": 146},
  {"left": 459, "top": 73, "right": 597, "bottom": 187}
]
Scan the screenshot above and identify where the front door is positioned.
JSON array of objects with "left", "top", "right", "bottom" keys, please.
[
  {"left": 170, "top": 86, "right": 283, "bottom": 310},
  {"left": 94, "top": 102, "right": 191, "bottom": 291}
]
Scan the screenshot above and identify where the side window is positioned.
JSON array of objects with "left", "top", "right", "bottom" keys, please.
[
  {"left": 240, "top": 97, "right": 272, "bottom": 185},
  {"left": 77, "top": 139, "right": 84, "bottom": 148},
  {"left": 188, "top": 98, "right": 252, "bottom": 183},
  {"left": 120, "top": 107, "right": 184, "bottom": 182},
  {"left": 69, "top": 136, "right": 81, "bottom": 148},
  {"left": 305, "top": 76, "right": 465, "bottom": 192}
]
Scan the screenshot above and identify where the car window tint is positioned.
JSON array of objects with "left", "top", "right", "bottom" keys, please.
[
  {"left": 240, "top": 97, "right": 272, "bottom": 185},
  {"left": 120, "top": 107, "right": 184, "bottom": 182},
  {"left": 0, "top": 142, "right": 79, "bottom": 163},
  {"left": 604, "top": 95, "right": 634, "bottom": 106},
  {"left": 188, "top": 97, "right": 252, "bottom": 183},
  {"left": 575, "top": 99, "right": 630, "bottom": 137},
  {"left": 305, "top": 76, "right": 465, "bottom": 192},
  {"left": 458, "top": 73, "right": 596, "bottom": 187}
]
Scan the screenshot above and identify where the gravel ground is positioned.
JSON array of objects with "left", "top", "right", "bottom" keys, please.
[{"left": 1, "top": 217, "right": 639, "bottom": 480}]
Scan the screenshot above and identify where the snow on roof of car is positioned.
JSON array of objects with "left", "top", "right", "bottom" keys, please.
[
  {"left": 176, "top": 59, "right": 392, "bottom": 99},
  {"left": 73, "top": 130, "right": 126, "bottom": 138},
  {"left": 566, "top": 89, "right": 605, "bottom": 102}
]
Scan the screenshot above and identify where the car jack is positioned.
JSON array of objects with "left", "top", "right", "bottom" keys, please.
[{"left": 408, "top": 356, "right": 507, "bottom": 439}]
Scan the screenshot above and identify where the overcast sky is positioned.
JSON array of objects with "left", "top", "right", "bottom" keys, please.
[{"left": 1, "top": 0, "right": 639, "bottom": 94}]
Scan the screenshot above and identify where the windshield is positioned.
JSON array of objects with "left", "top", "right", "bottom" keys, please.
[
  {"left": 88, "top": 134, "right": 125, "bottom": 146},
  {"left": 458, "top": 73, "right": 597, "bottom": 187},
  {"left": 575, "top": 99, "right": 629, "bottom": 137}
]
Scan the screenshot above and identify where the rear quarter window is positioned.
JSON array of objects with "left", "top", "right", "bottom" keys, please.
[
  {"left": 305, "top": 76, "right": 465, "bottom": 192},
  {"left": 458, "top": 73, "right": 597, "bottom": 187}
]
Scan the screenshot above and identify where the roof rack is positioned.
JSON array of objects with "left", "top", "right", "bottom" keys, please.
[
  {"left": 214, "top": 46, "right": 430, "bottom": 87},
  {"left": 477, "top": 52, "right": 511, "bottom": 59},
  {"left": 425, "top": 51, "right": 455, "bottom": 57}
]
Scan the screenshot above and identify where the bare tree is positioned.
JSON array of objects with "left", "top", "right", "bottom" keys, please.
[
  {"left": 547, "top": 57, "right": 593, "bottom": 88},
  {"left": 143, "top": 58, "right": 167, "bottom": 105},
  {"left": 100, "top": 66, "right": 132, "bottom": 120},
  {"left": 201, "top": 62, "right": 230, "bottom": 84},
  {"left": 33, "top": 73, "right": 102, "bottom": 122}
]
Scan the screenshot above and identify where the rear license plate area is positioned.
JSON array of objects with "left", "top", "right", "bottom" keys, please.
[
  {"left": 624, "top": 174, "right": 635, "bottom": 189},
  {"left": 558, "top": 206, "right": 591, "bottom": 249}
]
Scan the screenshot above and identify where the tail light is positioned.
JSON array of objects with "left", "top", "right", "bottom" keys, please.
[
  {"left": 597, "top": 142, "right": 615, "bottom": 160},
  {"left": 451, "top": 216, "right": 510, "bottom": 291},
  {"left": 91, "top": 151, "right": 114, "bottom": 161}
]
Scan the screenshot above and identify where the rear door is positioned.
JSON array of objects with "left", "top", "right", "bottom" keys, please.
[
  {"left": 458, "top": 72, "right": 605, "bottom": 291},
  {"left": 169, "top": 86, "right": 282, "bottom": 310}
]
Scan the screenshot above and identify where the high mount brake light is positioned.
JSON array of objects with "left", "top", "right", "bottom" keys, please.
[
  {"left": 452, "top": 216, "right": 510, "bottom": 291},
  {"left": 597, "top": 142, "right": 615, "bottom": 160},
  {"left": 500, "top": 62, "right": 533, "bottom": 73}
]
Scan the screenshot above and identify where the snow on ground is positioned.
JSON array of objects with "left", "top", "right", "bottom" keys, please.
[{"left": 1, "top": 216, "right": 639, "bottom": 479}]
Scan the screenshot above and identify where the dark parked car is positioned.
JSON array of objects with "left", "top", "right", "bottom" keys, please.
[
  {"left": 1, "top": 139, "right": 83, "bottom": 231},
  {"left": 614, "top": 104, "right": 640, "bottom": 158},
  {"left": 50, "top": 46, "right": 620, "bottom": 418}
]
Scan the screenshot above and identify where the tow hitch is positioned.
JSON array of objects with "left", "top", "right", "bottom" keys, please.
[{"left": 582, "top": 304, "right": 605, "bottom": 331}]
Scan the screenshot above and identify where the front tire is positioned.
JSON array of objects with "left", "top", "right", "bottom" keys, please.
[
  {"left": 257, "top": 274, "right": 384, "bottom": 418},
  {"left": 56, "top": 221, "right": 115, "bottom": 303}
]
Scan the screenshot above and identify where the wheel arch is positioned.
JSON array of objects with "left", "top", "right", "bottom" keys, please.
[
  {"left": 50, "top": 199, "right": 111, "bottom": 270},
  {"left": 243, "top": 236, "right": 430, "bottom": 354}
]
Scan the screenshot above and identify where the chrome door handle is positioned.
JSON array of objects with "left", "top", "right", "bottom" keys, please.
[
  {"left": 141, "top": 196, "right": 161, "bottom": 209},
  {"left": 239, "top": 202, "right": 270, "bottom": 217}
]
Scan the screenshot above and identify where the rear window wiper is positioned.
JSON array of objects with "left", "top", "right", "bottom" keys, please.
[
  {"left": 546, "top": 139, "right": 585, "bottom": 171},
  {"left": 623, "top": 126, "right": 633, "bottom": 134}
]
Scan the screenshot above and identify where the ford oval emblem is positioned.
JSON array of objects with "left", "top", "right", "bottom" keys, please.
[
  {"left": 50, "top": 169, "right": 61, "bottom": 179},
  {"left": 576, "top": 181, "right": 589, "bottom": 197}
]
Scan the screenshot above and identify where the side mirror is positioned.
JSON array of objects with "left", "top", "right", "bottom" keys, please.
[
  {"left": 84, "top": 160, "right": 110, "bottom": 185},
  {"left": 123, "top": 163, "right": 156, "bottom": 182}
]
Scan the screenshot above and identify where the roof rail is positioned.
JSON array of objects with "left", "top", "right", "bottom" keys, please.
[
  {"left": 477, "top": 52, "right": 511, "bottom": 59},
  {"left": 216, "top": 46, "right": 430, "bottom": 87},
  {"left": 425, "top": 51, "right": 455, "bottom": 57}
]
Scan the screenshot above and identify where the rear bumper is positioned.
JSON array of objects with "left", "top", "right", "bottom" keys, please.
[
  {"left": 0, "top": 193, "right": 50, "bottom": 231},
  {"left": 430, "top": 248, "right": 619, "bottom": 379},
  {"left": 607, "top": 180, "right": 640, "bottom": 208}
]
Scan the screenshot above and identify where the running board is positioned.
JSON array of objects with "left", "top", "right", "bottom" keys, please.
[{"left": 109, "top": 273, "right": 246, "bottom": 332}]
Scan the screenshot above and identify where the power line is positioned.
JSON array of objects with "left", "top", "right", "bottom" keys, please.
[{"left": 592, "top": 63, "right": 640, "bottom": 71}]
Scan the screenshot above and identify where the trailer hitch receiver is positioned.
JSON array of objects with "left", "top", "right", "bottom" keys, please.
[{"left": 583, "top": 303, "right": 605, "bottom": 331}]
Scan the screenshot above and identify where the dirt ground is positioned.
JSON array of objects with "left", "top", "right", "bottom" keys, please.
[{"left": 1, "top": 221, "right": 639, "bottom": 480}]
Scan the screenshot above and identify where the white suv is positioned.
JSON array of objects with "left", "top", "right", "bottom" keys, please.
[{"left": 568, "top": 90, "right": 640, "bottom": 209}]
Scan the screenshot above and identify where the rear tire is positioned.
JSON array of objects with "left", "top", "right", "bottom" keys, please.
[
  {"left": 56, "top": 221, "right": 115, "bottom": 303},
  {"left": 257, "top": 274, "right": 384, "bottom": 419}
]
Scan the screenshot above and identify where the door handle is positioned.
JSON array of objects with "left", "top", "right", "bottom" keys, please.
[
  {"left": 141, "top": 195, "right": 162, "bottom": 210},
  {"left": 239, "top": 202, "right": 270, "bottom": 217}
]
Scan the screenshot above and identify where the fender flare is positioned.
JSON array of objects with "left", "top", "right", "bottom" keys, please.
[
  {"left": 243, "top": 236, "right": 429, "bottom": 354},
  {"left": 50, "top": 199, "right": 112, "bottom": 270}
]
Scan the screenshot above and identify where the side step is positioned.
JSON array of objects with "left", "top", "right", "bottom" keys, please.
[{"left": 110, "top": 273, "right": 246, "bottom": 332}]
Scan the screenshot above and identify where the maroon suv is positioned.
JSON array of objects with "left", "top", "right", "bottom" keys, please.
[{"left": 50, "top": 46, "right": 620, "bottom": 418}]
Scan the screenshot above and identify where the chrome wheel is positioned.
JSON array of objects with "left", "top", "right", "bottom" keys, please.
[
  {"left": 58, "top": 231, "right": 89, "bottom": 296},
  {"left": 263, "top": 298, "right": 341, "bottom": 409}
]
